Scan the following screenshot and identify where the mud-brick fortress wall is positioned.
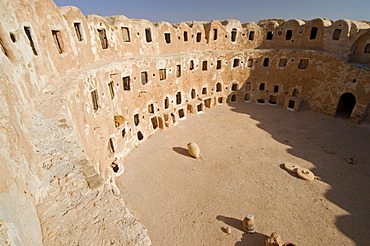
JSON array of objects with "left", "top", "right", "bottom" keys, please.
[{"left": 0, "top": 0, "right": 370, "bottom": 244}]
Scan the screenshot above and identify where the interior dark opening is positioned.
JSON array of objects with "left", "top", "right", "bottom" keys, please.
[
  {"left": 137, "top": 131, "right": 144, "bottom": 141},
  {"left": 231, "top": 28, "right": 237, "bottom": 42},
  {"left": 285, "top": 30, "right": 292, "bottom": 40},
  {"left": 309, "top": 27, "right": 318, "bottom": 40},
  {"left": 288, "top": 100, "right": 295, "bottom": 109},
  {"left": 145, "top": 28, "right": 152, "bottom": 42},
  {"left": 231, "top": 94, "right": 237, "bottom": 102},
  {"left": 335, "top": 93, "right": 356, "bottom": 119}
]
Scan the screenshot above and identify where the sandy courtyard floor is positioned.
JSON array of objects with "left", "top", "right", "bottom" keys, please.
[{"left": 118, "top": 102, "right": 370, "bottom": 246}]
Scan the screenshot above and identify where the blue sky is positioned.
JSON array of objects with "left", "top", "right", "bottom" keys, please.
[{"left": 53, "top": 0, "right": 370, "bottom": 23}]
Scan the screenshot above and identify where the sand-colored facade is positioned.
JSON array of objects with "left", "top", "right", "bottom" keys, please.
[{"left": 0, "top": 0, "right": 369, "bottom": 245}]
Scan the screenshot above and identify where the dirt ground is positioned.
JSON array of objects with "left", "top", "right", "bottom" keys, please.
[{"left": 118, "top": 102, "right": 370, "bottom": 246}]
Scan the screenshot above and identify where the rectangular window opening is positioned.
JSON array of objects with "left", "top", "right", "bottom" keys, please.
[
  {"left": 123, "top": 76, "right": 131, "bottom": 90},
  {"left": 24, "top": 26, "right": 38, "bottom": 55},
  {"left": 202, "top": 87, "right": 207, "bottom": 95},
  {"left": 190, "top": 60, "right": 194, "bottom": 70},
  {"left": 134, "top": 114, "right": 139, "bottom": 126},
  {"left": 204, "top": 99, "right": 211, "bottom": 108},
  {"left": 121, "top": 27, "right": 130, "bottom": 42},
  {"left": 145, "top": 28, "right": 152, "bottom": 42},
  {"left": 288, "top": 100, "right": 295, "bottom": 109},
  {"left": 164, "top": 33, "right": 171, "bottom": 44},
  {"left": 108, "top": 81, "right": 115, "bottom": 99},
  {"left": 196, "top": 32, "right": 202, "bottom": 42},
  {"left": 248, "top": 31, "right": 255, "bottom": 40},
  {"left": 279, "top": 58, "right": 287, "bottom": 67},
  {"left": 148, "top": 103, "right": 154, "bottom": 113},
  {"left": 273, "top": 85, "right": 279, "bottom": 93},
  {"left": 332, "top": 29, "right": 342, "bottom": 40},
  {"left": 91, "top": 89, "right": 99, "bottom": 110},
  {"left": 74, "top": 23, "right": 83, "bottom": 41},
  {"left": 178, "top": 109, "right": 185, "bottom": 118},
  {"left": 247, "top": 58, "right": 254, "bottom": 67},
  {"left": 97, "top": 28, "right": 108, "bottom": 49},
  {"left": 269, "top": 95, "right": 277, "bottom": 104},
  {"left": 52, "top": 30, "right": 63, "bottom": 54},
  {"left": 259, "top": 83, "right": 265, "bottom": 90},
  {"left": 176, "top": 92, "right": 182, "bottom": 104},
  {"left": 151, "top": 117, "right": 158, "bottom": 129},
  {"left": 176, "top": 64, "right": 181, "bottom": 77},
  {"left": 298, "top": 58, "right": 309, "bottom": 69},
  {"left": 164, "top": 98, "right": 169, "bottom": 109},
  {"left": 141, "top": 71, "right": 148, "bottom": 85},
  {"left": 159, "top": 69, "right": 166, "bottom": 80},
  {"left": 266, "top": 31, "right": 274, "bottom": 40},
  {"left": 231, "top": 29, "right": 237, "bottom": 42},
  {"left": 216, "top": 60, "right": 222, "bottom": 70},
  {"left": 309, "top": 27, "right": 318, "bottom": 40},
  {"left": 197, "top": 103, "right": 204, "bottom": 112},
  {"left": 202, "top": 61, "right": 207, "bottom": 71},
  {"left": 263, "top": 57, "right": 270, "bottom": 67},
  {"left": 285, "top": 30, "right": 292, "bottom": 40},
  {"left": 233, "top": 58, "right": 240, "bottom": 67},
  {"left": 364, "top": 43, "right": 370, "bottom": 53},
  {"left": 213, "top": 29, "right": 218, "bottom": 40},
  {"left": 158, "top": 117, "right": 165, "bottom": 129},
  {"left": 231, "top": 83, "right": 238, "bottom": 91},
  {"left": 184, "top": 31, "right": 188, "bottom": 41}
]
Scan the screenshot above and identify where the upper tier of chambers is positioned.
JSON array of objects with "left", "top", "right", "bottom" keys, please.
[{"left": 1, "top": 0, "right": 370, "bottom": 75}]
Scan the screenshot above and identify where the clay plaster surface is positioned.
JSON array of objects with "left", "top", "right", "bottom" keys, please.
[
  {"left": 1, "top": 0, "right": 370, "bottom": 245},
  {"left": 120, "top": 102, "right": 370, "bottom": 246}
]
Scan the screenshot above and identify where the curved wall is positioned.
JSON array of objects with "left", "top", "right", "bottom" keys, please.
[{"left": 0, "top": 0, "right": 370, "bottom": 244}]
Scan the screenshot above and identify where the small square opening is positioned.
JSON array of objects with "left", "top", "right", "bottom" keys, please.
[
  {"left": 178, "top": 109, "right": 185, "bottom": 118},
  {"left": 288, "top": 100, "right": 295, "bottom": 109},
  {"left": 231, "top": 83, "right": 238, "bottom": 91},
  {"left": 233, "top": 58, "right": 240, "bottom": 67},
  {"left": 266, "top": 31, "right": 274, "bottom": 40}
]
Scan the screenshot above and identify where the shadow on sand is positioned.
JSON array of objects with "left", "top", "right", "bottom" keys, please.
[
  {"left": 227, "top": 99, "right": 370, "bottom": 246},
  {"left": 217, "top": 215, "right": 268, "bottom": 246},
  {"left": 172, "top": 146, "right": 193, "bottom": 158}
]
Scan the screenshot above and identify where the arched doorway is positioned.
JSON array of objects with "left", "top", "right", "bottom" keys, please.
[{"left": 335, "top": 93, "right": 356, "bottom": 119}]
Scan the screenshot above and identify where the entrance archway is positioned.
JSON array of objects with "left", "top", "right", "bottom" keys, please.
[{"left": 335, "top": 93, "right": 356, "bottom": 119}]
